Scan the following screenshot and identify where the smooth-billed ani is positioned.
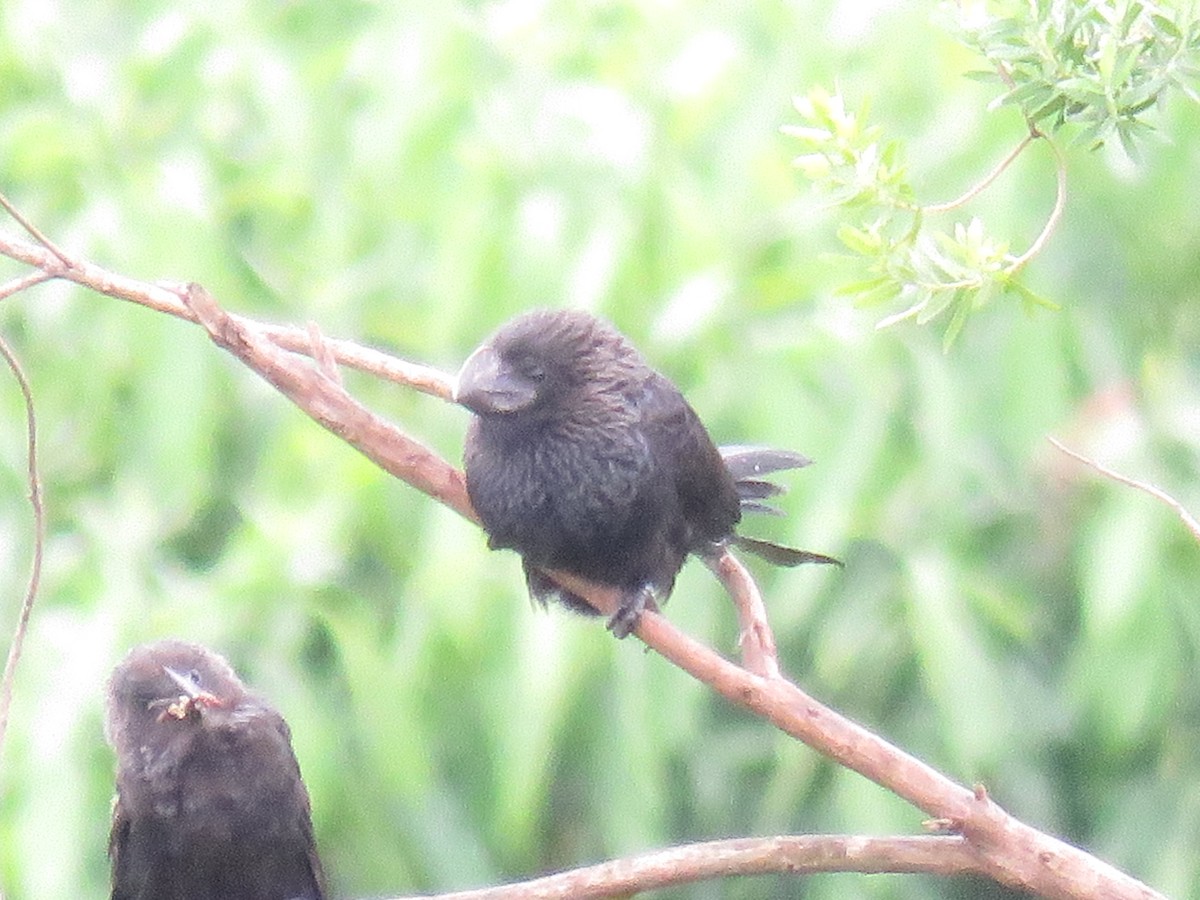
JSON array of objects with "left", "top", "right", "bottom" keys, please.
[
  {"left": 105, "top": 639, "right": 326, "bottom": 900},
  {"left": 455, "top": 309, "right": 839, "bottom": 637}
]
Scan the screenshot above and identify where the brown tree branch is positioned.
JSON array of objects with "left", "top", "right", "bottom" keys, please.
[
  {"left": 180, "top": 283, "right": 469, "bottom": 516},
  {"left": 0, "top": 219, "right": 1168, "bottom": 899},
  {"left": 387, "top": 835, "right": 979, "bottom": 900},
  {"left": 0, "top": 231, "right": 454, "bottom": 399},
  {"left": 175, "top": 280, "right": 1167, "bottom": 900}
]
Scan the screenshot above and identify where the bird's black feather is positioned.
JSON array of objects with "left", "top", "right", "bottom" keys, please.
[
  {"left": 735, "top": 478, "right": 786, "bottom": 501},
  {"left": 457, "top": 309, "right": 839, "bottom": 636},
  {"left": 733, "top": 535, "right": 844, "bottom": 568},
  {"left": 719, "top": 445, "right": 812, "bottom": 479}
]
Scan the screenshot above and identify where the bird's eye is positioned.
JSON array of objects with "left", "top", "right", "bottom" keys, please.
[
  {"left": 517, "top": 356, "right": 546, "bottom": 382},
  {"left": 187, "top": 669, "right": 203, "bottom": 687}
]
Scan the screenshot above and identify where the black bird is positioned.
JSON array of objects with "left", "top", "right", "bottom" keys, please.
[
  {"left": 105, "top": 639, "right": 326, "bottom": 900},
  {"left": 455, "top": 308, "right": 840, "bottom": 637}
]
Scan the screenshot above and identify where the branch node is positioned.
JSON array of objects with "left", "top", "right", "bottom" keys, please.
[
  {"left": 922, "top": 817, "right": 963, "bottom": 834},
  {"left": 181, "top": 282, "right": 242, "bottom": 352},
  {"left": 306, "top": 320, "right": 344, "bottom": 386}
]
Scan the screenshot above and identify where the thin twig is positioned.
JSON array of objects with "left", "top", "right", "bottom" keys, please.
[
  {"left": 704, "top": 550, "right": 780, "bottom": 679},
  {"left": 922, "top": 134, "right": 1035, "bottom": 214},
  {"left": 1048, "top": 436, "right": 1200, "bottom": 545},
  {"left": 884, "top": 131, "right": 1066, "bottom": 297},
  {"left": 0, "top": 234, "right": 455, "bottom": 399},
  {"left": 1008, "top": 136, "right": 1067, "bottom": 273},
  {"left": 0, "top": 270, "right": 53, "bottom": 303},
  {"left": 0, "top": 333, "right": 45, "bottom": 759},
  {"left": 0, "top": 191, "right": 74, "bottom": 267},
  {"left": 179, "top": 284, "right": 471, "bottom": 516}
]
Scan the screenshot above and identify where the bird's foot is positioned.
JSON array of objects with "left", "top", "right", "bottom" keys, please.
[{"left": 606, "top": 585, "right": 658, "bottom": 639}]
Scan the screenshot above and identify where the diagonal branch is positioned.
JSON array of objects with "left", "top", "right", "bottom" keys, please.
[
  {"left": 0, "top": 219, "right": 1168, "bottom": 900},
  {"left": 180, "top": 283, "right": 468, "bottom": 515},
  {"left": 174, "top": 281, "right": 1159, "bottom": 900}
]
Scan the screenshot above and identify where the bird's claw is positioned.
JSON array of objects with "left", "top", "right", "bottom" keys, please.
[{"left": 606, "top": 586, "right": 656, "bottom": 639}]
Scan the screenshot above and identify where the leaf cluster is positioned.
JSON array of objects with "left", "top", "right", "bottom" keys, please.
[
  {"left": 784, "top": 88, "right": 1054, "bottom": 349},
  {"left": 785, "top": 0, "right": 1200, "bottom": 346},
  {"left": 957, "top": 0, "right": 1200, "bottom": 156}
]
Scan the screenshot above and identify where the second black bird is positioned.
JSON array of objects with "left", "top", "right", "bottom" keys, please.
[
  {"left": 105, "top": 639, "right": 326, "bottom": 900},
  {"left": 455, "top": 308, "right": 839, "bottom": 637}
]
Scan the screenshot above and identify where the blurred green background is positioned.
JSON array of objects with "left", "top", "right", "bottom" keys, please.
[{"left": 1, "top": 1, "right": 1198, "bottom": 898}]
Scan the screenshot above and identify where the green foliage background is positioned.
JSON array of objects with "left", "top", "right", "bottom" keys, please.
[{"left": 1, "top": 1, "right": 1198, "bottom": 898}]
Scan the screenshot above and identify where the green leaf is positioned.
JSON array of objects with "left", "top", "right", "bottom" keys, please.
[
  {"left": 916, "top": 286, "right": 959, "bottom": 325},
  {"left": 836, "top": 223, "right": 882, "bottom": 256},
  {"left": 1005, "top": 277, "right": 1060, "bottom": 311},
  {"left": 876, "top": 287, "right": 931, "bottom": 328},
  {"left": 941, "top": 291, "right": 973, "bottom": 349}
]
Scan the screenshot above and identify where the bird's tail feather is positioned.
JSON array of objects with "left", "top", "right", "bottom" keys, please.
[
  {"left": 733, "top": 535, "right": 843, "bottom": 568},
  {"left": 720, "top": 445, "right": 810, "bottom": 517},
  {"left": 720, "top": 445, "right": 842, "bottom": 568},
  {"left": 720, "top": 445, "right": 812, "bottom": 480}
]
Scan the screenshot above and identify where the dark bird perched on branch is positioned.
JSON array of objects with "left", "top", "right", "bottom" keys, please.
[
  {"left": 455, "top": 308, "right": 840, "bottom": 637},
  {"left": 105, "top": 639, "right": 326, "bottom": 900}
]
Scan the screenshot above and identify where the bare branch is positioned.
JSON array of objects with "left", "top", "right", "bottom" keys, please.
[
  {"left": 0, "top": 233, "right": 455, "bottom": 399},
  {"left": 0, "top": 332, "right": 45, "bottom": 758},
  {"left": 1048, "top": 436, "right": 1200, "bottom": 545},
  {"left": 260, "top": 322, "right": 453, "bottom": 400},
  {"left": 0, "top": 270, "right": 54, "bottom": 303},
  {"left": 179, "top": 283, "right": 470, "bottom": 516},
  {"left": 386, "top": 835, "right": 980, "bottom": 900}
]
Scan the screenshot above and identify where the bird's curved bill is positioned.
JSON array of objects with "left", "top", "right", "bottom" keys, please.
[
  {"left": 163, "top": 666, "right": 220, "bottom": 706},
  {"left": 454, "top": 344, "right": 537, "bottom": 414}
]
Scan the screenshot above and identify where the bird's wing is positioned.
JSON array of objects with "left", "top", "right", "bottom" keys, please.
[
  {"left": 107, "top": 793, "right": 135, "bottom": 900},
  {"left": 274, "top": 715, "right": 329, "bottom": 900},
  {"left": 639, "top": 373, "right": 741, "bottom": 544}
]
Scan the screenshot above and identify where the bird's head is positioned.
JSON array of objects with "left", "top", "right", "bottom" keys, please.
[
  {"left": 454, "top": 309, "right": 645, "bottom": 423},
  {"left": 105, "top": 640, "right": 246, "bottom": 746}
]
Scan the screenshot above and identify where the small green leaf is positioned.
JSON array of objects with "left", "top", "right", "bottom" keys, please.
[
  {"left": 1005, "top": 278, "right": 1060, "bottom": 312},
  {"left": 851, "top": 279, "right": 903, "bottom": 309},
  {"left": 1116, "top": 119, "right": 1144, "bottom": 161},
  {"left": 836, "top": 223, "right": 881, "bottom": 256},
  {"left": 941, "top": 293, "right": 973, "bottom": 350},
  {"left": 1152, "top": 14, "right": 1182, "bottom": 39},
  {"left": 916, "top": 287, "right": 959, "bottom": 325},
  {"left": 833, "top": 275, "right": 890, "bottom": 297},
  {"left": 780, "top": 124, "right": 833, "bottom": 144},
  {"left": 876, "top": 287, "right": 930, "bottom": 329}
]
